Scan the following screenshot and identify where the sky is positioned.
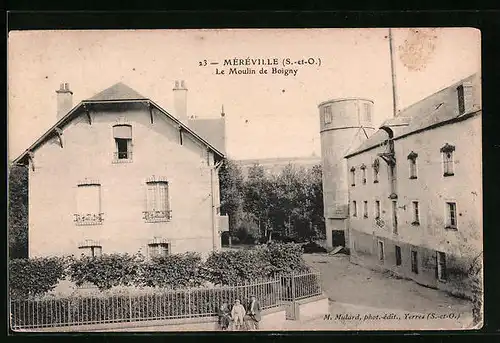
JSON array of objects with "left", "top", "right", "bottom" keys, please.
[{"left": 8, "top": 28, "right": 481, "bottom": 161}]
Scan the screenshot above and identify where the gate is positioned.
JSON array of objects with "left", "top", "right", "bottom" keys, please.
[{"left": 280, "top": 274, "right": 297, "bottom": 320}]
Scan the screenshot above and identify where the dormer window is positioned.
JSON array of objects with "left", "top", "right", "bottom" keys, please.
[
  {"left": 407, "top": 151, "right": 418, "bottom": 179},
  {"left": 350, "top": 167, "right": 356, "bottom": 186},
  {"left": 323, "top": 105, "right": 332, "bottom": 125},
  {"left": 372, "top": 159, "right": 380, "bottom": 183},
  {"left": 113, "top": 124, "right": 133, "bottom": 162},
  {"left": 457, "top": 84, "right": 465, "bottom": 115},
  {"left": 440, "top": 143, "right": 455, "bottom": 177}
]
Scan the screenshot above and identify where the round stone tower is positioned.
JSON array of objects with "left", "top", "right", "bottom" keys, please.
[{"left": 319, "top": 98, "right": 376, "bottom": 249}]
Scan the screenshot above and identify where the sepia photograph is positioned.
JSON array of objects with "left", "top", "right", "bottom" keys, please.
[{"left": 7, "top": 28, "right": 482, "bottom": 332}]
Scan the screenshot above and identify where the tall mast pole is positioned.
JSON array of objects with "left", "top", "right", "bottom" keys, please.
[{"left": 389, "top": 28, "right": 398, "bottom": 117}]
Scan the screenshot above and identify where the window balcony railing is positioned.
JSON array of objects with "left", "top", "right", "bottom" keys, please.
[
  {"left": 143, "top": 210, "right": 172, "bottom": 223},
  {"left": 74, "top": 213, "right": 104, "bottom": 226},
  {"left": 113, "top": 151, "right": 133, "bottom": 163}
]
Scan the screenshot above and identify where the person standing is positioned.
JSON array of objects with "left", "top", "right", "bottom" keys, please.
[{"left": 246, "top": 295, "right": 262, "bottom": 330}]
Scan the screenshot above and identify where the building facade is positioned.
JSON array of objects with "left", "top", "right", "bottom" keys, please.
[
  {"left": 13, "top": 81, "right": 228, "bottom": 259},
  {"left": 343, "top": 74, "right": 482, "bottom": 295}
]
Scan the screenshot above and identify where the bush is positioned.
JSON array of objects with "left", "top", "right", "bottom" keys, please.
[
  {"left": 67, "top": 253, "right": 143, "bottom": 291},
  {"left": 9, "top": 257, "right": 66, "bottom": 299},
  {"left": 262, "top": 242, "right": 309, "bottom": 274},
  {"left": 302, "top": 241, "right": 327, "bottom": 254},
  {"left": 138, "top": 252, "right": 205, "bottom": 289},
  {"left": 9, "top": 242, "right": 311, "bottom": 298},
  {"left": 202, "top": 249, "right": 273, "bottom": 285}
]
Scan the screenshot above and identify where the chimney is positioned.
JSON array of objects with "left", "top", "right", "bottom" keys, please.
[
  {"left": 56, "top": 82, "right": 73, "bottom": 120},
  {"left": 173, "top": 80, "right": 188, "bottom": 124}
]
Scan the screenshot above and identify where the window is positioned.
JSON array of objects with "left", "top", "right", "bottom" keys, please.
[
  {"left": 323, "top": 105, "right": 332, "bottom": 124},
  {"left": 148, "top": 242, "right": 170, "bottom": 258},
  {"left": 407, "top": 151, "right": 418, "bottom": 179},
  {"left": 445, "top": 202, "right": 457, "bottom": 230},
  {"left": 392, "top": 200, "right": 398, "bottom": 234},
  {"left": 375, "top": 200, "right": 381, "bottom": 219},
  {"left": 352, "top": 201, "right": 357, "bottom": 217},
  {"left": 457, "top": 84, "right": 465, "bottom": 115},
  {"left": 440, "top": 143, "right": 455, "bottom": 176},
  {"left": 113, "top": 125, "right": 132, "bottom": 162},
  {"left": 144, "top": 179, "right": 171, "bottom": 222},
  {"left": 78, "top": 240, "right": 102, "bottom": 258},
  {"left": 364, "top": 103, "right": 372, "bottom": 122},
  {"left": 412, "top": 201, "right": 420, "bottom": 226},
  {"left": 372, "top": 159, "right": 380, "bottom": 183},
  {"left": 411, "top": 250, "right": 419, "bottom": 274},
  {"left": 378, "top": 240, "right": 385, "bottom": 262},
  {"left": 395, "top": 246, "right": 402, "bottom": 266},
  {"left": 361, "top": 164, "right": 367, "bottom": 184},
  {"left": 350, "top": 167, "right": 356, "bottom": 186},
  {"left": 363, "top": 201, "right": 368, "bottom": 218},
  {"left": 436, "top": 252, "right": 447, "bottom": 281},
  {"left": 74, "top": 181, "right": 103, "bottom": 226}
]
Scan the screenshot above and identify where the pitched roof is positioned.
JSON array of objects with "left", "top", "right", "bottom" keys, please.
[
  {"left": 345, "top": 73, "right": 480, "bottom": 158},
  {"left": 12, "top": 83, "right": 224, "bottom": 164},
  {"left": 86, "top": 82, "right": 147, "bottom": 101},
  {"left": 188, "top": 118, "right": 226, "bottom": 155}
]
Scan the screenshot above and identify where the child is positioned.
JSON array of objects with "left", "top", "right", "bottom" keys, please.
[
  {"left": 231, "top": 299, "right": 246, "bottom": 330},
  {"left": 218, "top": 302, "right": 231, "bottom": 330}
]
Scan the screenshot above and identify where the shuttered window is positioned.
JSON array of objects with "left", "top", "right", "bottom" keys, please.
[
  {"left": 146, "top": 182, "right": 169, "bottom": 212},
  {"left": 77, "top": 184, "right": 101, "bottom": 214},
  {"left": 144, "top": 181, "right": 171, "bottom": 222},
  {"left": 148, "top": 243, "right": 169, "bottom": 258}
]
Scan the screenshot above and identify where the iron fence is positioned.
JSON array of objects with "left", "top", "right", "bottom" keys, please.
[
  {"left": 280, "top": 271, "right": 322, "bottom": 301},
  {"left": 10, "top": 272, "right": 321, "bottom": 330}
]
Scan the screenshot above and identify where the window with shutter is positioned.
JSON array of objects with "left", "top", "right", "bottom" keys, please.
[
  {"left": 74, "top": 183, "right": 103, "bottom": 225},
  {"left": 144, "top": 180, "right": 171, "bottom": 222}
]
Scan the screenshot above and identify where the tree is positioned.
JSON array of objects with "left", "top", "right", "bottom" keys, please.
[
  {"left": 8, "top": 164, "right": 29, "bottom": 259},
  {"left": 302, "top": 164, "right": 326, "bottom": 242},
  {"left": 270, "top": 164, "right": 325, "bottom": 242},
  {"left": 243, "top": 164, "right": 270, "bottom": 237},
  {"left": 219, "top": 160, "right": 245, "bottom": 245}
]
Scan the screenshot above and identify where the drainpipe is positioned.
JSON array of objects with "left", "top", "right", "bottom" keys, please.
[{"left": 211, "top": 159, "right": 224, "bottom": 250}]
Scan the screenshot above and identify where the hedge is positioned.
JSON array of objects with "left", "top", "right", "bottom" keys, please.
[
  {"left": 9, "top": 243, "right": 309, "bottom": 298},
  {"left": 9, "top": 257, "right": 67, "bottom": 299},
  {"left": 66, "top": 253, "right": 144, "bottom": 291},
  {"left": 138, "top": 252, "right": 205, "bottom": 289}
]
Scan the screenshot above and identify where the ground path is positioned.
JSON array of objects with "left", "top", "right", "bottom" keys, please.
[{"left": 301, "top": 253, "right": 474, "bottom": 330}]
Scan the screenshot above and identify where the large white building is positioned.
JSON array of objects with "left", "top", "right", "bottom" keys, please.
[
  {"left": 319, "top": 74, "right": 482, "bottom": 296},
  {"left": 13, "top": 81, "right": 228, "bottom": 258}
]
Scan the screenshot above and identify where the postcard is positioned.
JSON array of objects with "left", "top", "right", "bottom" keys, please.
[{"left": 8, "top": 28, "right": 482, "bottom": 332}]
